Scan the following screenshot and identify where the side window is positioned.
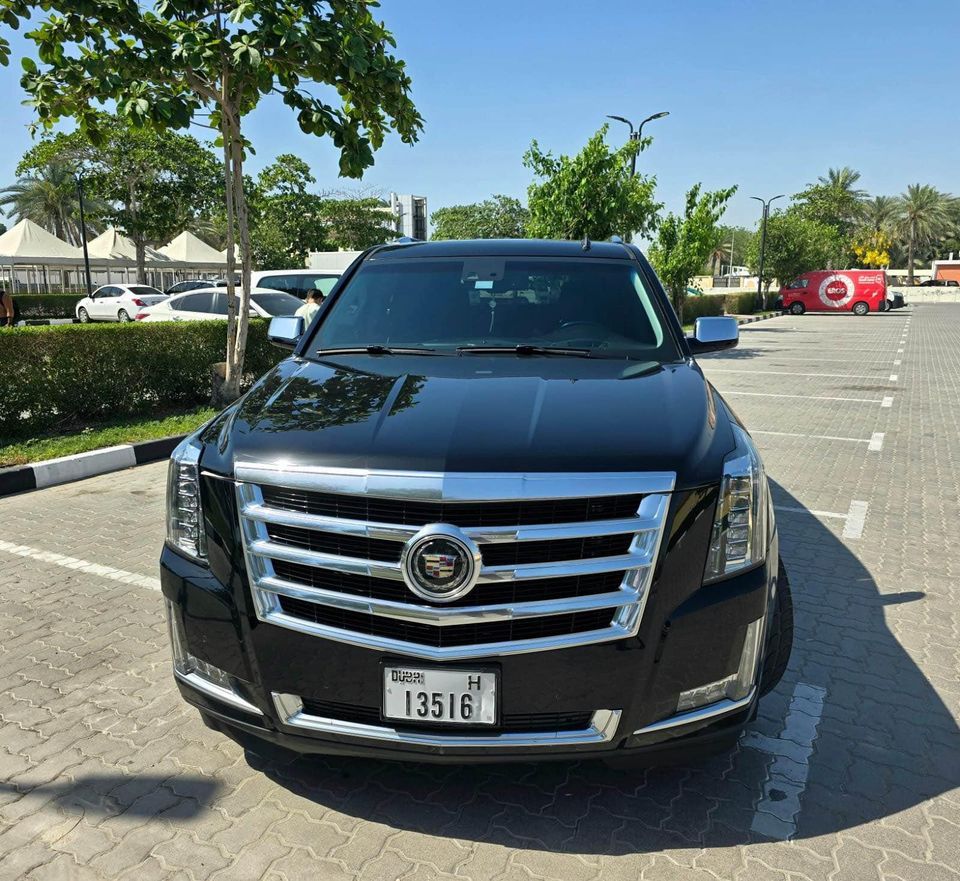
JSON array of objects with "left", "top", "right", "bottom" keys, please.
[
  {"left": 787, "top": 279, "right": 808, "bottom": 290},
  {"left": 314, "top": 276, "right": 339, "bottom": 296},
  {"left": 95, "top": 287, "right": 115, "bottom": 299},
  {"left": 177, "top": 292, "right": 215, "bottom": 313},
  {"left": 210, "top": 293, "right": 228, "bottom": 315},
  {"left": 257, "top": 274, "right": 289, "bottom": 293}
]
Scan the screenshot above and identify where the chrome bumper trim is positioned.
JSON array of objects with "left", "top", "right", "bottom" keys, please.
[
  {"left": 175, "top": 670, "right": 264, "bottom": 716},
  {"left": 273, "top": 693, "right": 620, "bottom": 747},
  {"left": 631, "top": 688, "right": 756, "bottom": 736}
]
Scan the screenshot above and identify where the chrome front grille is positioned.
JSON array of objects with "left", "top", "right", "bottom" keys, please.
[{"left": 236, "top": 464, "right": 675, "bottom": 660}]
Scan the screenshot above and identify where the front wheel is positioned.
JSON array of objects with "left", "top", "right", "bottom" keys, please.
[
  {"left": 789, "top": 302, "right": 805, "bottom": 315},
  {"left": 852, "top": 301, "right": 869, "bottom": 316},
  {"left": 78, "top": 307, "right": 90, "bottom": 323},
  {"left": 760, "top": 558, "right": 794, "bottom": 696},
  {"left": 117, "top": 309, "right": 132, "bottom": 322}
]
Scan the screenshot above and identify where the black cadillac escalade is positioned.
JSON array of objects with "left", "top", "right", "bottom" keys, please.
[{"left": 162, "top": 238, "right": 793, "bottom": 764}]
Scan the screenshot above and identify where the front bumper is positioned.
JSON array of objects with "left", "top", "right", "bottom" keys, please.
[{"left": 161, "top": 529, "right": 778, "bottom": 763}]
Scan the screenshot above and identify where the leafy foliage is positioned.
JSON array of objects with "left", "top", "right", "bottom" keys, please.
[
  {"left": 0, "top": 160, "right": 107, "bottom": 243},
  {"left": 16, "top": 116, "right": 221, "bottom": 279},
  {"left": 9, "top": 0, "right": 422, "bottom": 401},
  {"left": 431, "top": 195, "right": 529, "bottom": 240},
  {"left": 747, "top": 211, "right": 843, "bottom": 289},
  {"left": 708, "top": 224, "right": 755, "bottom": 275},
  {"left": 9, "top": 294, "right": 85, "bottom": 320},
  {"left": 523, "top": 126, "right": 660, "bottom": 241},
  {"left": 852, "top": 230, "right": 892, "bottom": 268},
  {"left": 649, "top": 184, "right": 736, "bottom": 318},
  {"left": 0, "top": 320, "right": 283, "bottom": 438},
  {"left": 896, "top": 184, "right": 955, "bottom": 283}
]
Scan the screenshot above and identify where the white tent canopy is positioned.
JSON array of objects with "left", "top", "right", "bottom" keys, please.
[
  {"left": 0, "top": 218, "right": 83, "bottom": 265},
  {"left": 87, "top": 226, "right": 170, "bottom": 263},
  {"left": 159, "top": 231, "right": 226, "bottom": 267}
]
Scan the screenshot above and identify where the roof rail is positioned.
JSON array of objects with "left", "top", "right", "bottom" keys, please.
[
  {"left": 609, "top": 235, "right": 623, "bottom": 244},
  {"left": 394, "top": 236, "right": 422, "bottom": 244}
]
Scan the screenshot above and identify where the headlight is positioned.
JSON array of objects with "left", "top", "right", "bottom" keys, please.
[
  {"left": 703, "top": 424, "right": 768, "bottom": 583},
  {"left": 166, "top": 437, "right": 206, "bottom": 562}
]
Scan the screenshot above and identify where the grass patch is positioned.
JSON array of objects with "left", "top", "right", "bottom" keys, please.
[{"left": 0, "top": 407, "right": 217, "bottom": 467}]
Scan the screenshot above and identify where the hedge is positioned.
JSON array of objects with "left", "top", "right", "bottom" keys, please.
[
  {"left": 0, "top": 320, "right": 284, "bottom": 439},
  {"left": 680, "top": 296, "right": 724, "bottom": 323},
  {"left": 13, "top": 294, "right": 85, "bottom": 321},
  {"left": 722, "top": 291, "right": 761, "bottom": 315}
]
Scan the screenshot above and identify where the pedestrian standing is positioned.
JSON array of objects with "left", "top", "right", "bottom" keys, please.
[
  {"left": 0, "top": 287, "right": 16, "bottom": 328},
  {"left": 294, "top": 289, "right": 323, "bottom": 326}
]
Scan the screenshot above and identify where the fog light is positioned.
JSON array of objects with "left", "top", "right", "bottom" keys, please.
[
  {"left": 166, "top": 600, "right": 262, "bottom": 715},
  {"left": 675, "top": 617, "right": 763, "bottom": 713}
]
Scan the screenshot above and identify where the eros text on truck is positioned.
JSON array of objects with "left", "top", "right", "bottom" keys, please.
[{"left": 162, "top": 239, "right": 793, "bottom": 764}]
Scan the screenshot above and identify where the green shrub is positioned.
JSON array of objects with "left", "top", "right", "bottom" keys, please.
[
  {"left": 723, "top": 291, "right": 760, "bottom": 315},
  {"left": 13, "top": 294, "right": 85, "bottom": 321},
  {"left": 681, "top": 295, "right": 724, "bottom": 323},
  {"left": 0, "top": 320, "right": 284, "bottom": 439}
]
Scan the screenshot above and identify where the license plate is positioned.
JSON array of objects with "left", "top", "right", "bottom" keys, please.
[{"left": 383, "top": 666, "right": 497, "bottom": 725}]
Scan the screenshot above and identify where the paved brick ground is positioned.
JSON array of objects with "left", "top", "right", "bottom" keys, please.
[{"left": 0, "top": 305, "right": 958, "bottom": 880}]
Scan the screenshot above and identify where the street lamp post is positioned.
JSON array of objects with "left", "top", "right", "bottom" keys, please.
[
  {"left": 606, "top": 111, "right": 670, "bottom": 177},
  {"left": 750, "top": 194, "right": 785, "bottom": 309},
  {"left": 74, "top": 171, "right": 93, "bottom": 297}
]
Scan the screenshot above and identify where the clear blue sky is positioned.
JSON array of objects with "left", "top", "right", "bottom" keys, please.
[{"left": 1, "top": 0, "right": 957, "bottom": 230}]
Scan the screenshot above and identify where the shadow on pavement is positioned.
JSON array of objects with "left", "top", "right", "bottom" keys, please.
[
  {"left": 243, "top": 482, "right": 959, "bottom": 853},
  {"left": 0, "top": 775, "right": 219, "bottom": 820}
]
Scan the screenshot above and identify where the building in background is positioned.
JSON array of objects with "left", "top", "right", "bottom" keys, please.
[{"left": 389, "top": 193, "right": 428, "bottom": 240}]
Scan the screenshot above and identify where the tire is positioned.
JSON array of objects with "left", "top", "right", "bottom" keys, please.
[
  {"left": 789, "top": 302, "right": 805, "bottom": 315},
  {"left": 117, "top": 309, "right": 131, "bottom": 322},
  {"left": 852, "top": 301, "right": 869, "bottom": 316},
  {"left": 760, "top": 557, "right": 794, "bottom": 696},
  {"left": 78, "top": 307, "right": 90, "bottom": 323}
]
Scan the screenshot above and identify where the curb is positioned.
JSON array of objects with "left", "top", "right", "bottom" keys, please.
[
  {"left": 0, "top": 434, "right": 185, "bottom": 499},
  {"left": 732, "top": 311, "right": 783, "bottom": 325}
]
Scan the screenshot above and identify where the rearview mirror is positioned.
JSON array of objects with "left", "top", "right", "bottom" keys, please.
[
  {"left": 267, "top": 316, "right": 304, "bottom": 350},
  {"left": 686, "top": 316, "right": 739, "bottom": 354}
]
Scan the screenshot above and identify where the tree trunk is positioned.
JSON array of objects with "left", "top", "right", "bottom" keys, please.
[
  {"left": 134, "top": 234, "right": 147, "bottom": 285},
  {"left": 906, "top": 223, "right": 915, "bottom": 286},
  {"left": 230, "top": 134, "right": 254, "bottom": 382},
  {"left": 215, "top": 111, "right": 240, "bottom": 408}
]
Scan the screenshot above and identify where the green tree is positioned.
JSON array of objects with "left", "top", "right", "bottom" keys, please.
[
  {"left": 708, "top": 224, "right": 754, "bottom": 276},
  {"left": 896, "top": 184, "right": 954, "bottom": 285},
  {"left": 10, "top": 0, "right": 421, "bottom": 402},
  {"left": 523, "top": 126, "right": 660, "bottom": 241},
  {"left": 317, "top": 197, "right": 394, "bottom": 250},
  {"left": 793, "top": 166, "right": 867, "bottom": 249},
  {"left": 18, "top": 117, "right": 221, "bottom": 281},
  {"left": 649, "top": 184, "right": 736, "bottom": 319},
  {"left": 0, "top": 160, "right": 106, "bottom": 243},
  {"left": 431, "top": 195, "right": 529, "bottom": 240},
  {"left": 748, "top": 211, "right": 843, "bottom": 291}
]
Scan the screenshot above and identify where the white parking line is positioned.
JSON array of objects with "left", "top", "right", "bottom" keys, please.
[
  {"left": 889, "top": 374, "right": 899, "bottom": 382},
  {"left": 842, "top": 500, "right": 869, "bottom": 539},
  {"left": 774, "top": 505, "right": 847, "bottom": 520},
  {"left": 0, "top": 539, "right": 160, "bottom": 591},
  {"left": 868, "top": 432, "right": 885, "bottom": 452},
  {"left": 897, "top": 348, "right": 904, "bottom": 353},
  {"left": 882, "top": 396, "right": 894, "bottom": 407},
  {"left": 706, "top": 369, "right": 893, "bottom": 379},
  {"left": 742, "top": 681, "right": 827, "bottom": 840},
  {"left": 893, "top": 359, "right": 901, "bottom": 366},
  {"left": 753, "top": 430, "right": 872, "bottom": 445},
  {"left": 723, "top": 391, "right": 884, "bottom": 404}
]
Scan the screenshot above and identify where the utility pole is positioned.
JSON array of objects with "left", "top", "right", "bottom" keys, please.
[
  {"left": 75, "top": 171, "right": 93, "bottom": 297},
  {"left": 750, "top": 194, "right": 785, "bottom": 309}
]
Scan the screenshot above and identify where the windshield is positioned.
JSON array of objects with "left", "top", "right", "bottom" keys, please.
[
  {"left": 312, "top": 257, "right": 678, "bottom": 359},
  {"left": 251, "top": 292, "right": 301, "bottom": 316}
]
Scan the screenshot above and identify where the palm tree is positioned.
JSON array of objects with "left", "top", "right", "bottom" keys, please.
[
  {"left": 817, "top": 166, "right": 868, "bottom": 201},
  {"left": 897, "top": 185, "right": 954, "bottom": 285},
  {"left": 0, "top": 161, "right": 103, "bottom": 244},
  {"left": 861, "top": 195, "right": 899, "bottom": 233}
]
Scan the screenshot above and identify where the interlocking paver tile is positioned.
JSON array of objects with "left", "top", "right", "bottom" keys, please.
[{"left": 0, "top": 307, "right": 958, "bottom": 880}]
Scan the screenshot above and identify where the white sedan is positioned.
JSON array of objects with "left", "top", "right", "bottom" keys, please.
[
  {"left": 136, "top": 287, "right": 303, "bottom": 322},
  {"left": 76, "top": 284, "right": 167, "bottom": 323}
]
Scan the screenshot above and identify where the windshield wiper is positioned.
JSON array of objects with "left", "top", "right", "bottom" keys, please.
[
  {"left": 316, "top": 345, "right": 442, "bottom": 356},
  {"left": 456, "top": 345, "right": 593, "bottom": 358}
]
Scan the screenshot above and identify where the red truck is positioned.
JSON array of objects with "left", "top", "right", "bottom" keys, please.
[{"left": 780, "top": 270, "right": 888, "bottom": 315}]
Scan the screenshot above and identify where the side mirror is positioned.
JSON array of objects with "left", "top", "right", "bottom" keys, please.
[
  {"left": 268, "top": 315, "right": 304, "bottom": 350},
  {"left": 687, "top": 316, "right": 739, "bottom": 354}
]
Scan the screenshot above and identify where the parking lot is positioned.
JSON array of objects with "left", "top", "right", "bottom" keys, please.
[{"left": 0, "top": 304, "right": 958, "bottom": 881}]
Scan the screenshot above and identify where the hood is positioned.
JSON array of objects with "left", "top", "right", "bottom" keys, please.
[{"left": 202, "top": 355, "right": 734, "bottom": 490}]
